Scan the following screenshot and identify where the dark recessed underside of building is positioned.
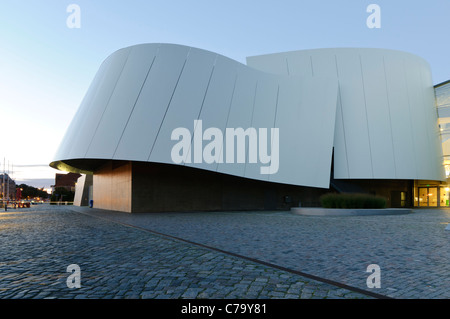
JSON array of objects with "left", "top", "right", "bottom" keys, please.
[{"left": 63, "top": 159, "right": 413, "bottom": 212}]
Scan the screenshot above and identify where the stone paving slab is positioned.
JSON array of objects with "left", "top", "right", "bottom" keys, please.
[
  {"left": 70, "top": 206, "right": 450, "bottom": 299},
  {"left": 0, "top": 205, "right": 372, "bottom": 300}
]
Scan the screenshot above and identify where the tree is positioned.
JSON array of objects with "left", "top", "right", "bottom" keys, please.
[{"left": 17, "top": 184, "right": 49, "bottom": 199}]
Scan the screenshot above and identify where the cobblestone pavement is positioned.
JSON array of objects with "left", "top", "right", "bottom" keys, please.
[
  {"left": 72, "top": 206, "right": 450, "bottom": 299},
  {"left": 0, "top": 205, "right": 372, "bottom": 300}
]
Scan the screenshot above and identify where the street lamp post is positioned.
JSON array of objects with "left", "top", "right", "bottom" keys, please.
[{"left": 2, "top": 158, "right": 5, "bottom": 211}]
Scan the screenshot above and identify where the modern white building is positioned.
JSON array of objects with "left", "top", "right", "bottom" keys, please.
[
  {"left": 418, "top": 79, "right": 450, "bottom": 207},
  {"left": 50, "top": 43, "right": 447, "bottom": 212}
]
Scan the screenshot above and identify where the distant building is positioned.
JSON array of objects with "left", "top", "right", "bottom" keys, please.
[
  {"left": 0, "top": 173, "right": 16, "bottom": 200},
  {"left": 53, "top": 173, "right": 81, "bottom": 192}
]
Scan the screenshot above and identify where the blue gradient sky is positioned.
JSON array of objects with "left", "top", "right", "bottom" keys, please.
[{"left": 1, "top": 0, "right": 449, "bottom": 188}]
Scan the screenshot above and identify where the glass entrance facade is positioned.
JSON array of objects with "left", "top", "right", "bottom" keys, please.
[
  {"left": 414, "top": 81, "right": 450, "bottom": 207},
  {"left": 415, "top": 181, "right": 450, "bottom": 207},
  {"left": 418, "top": 187, "right": 437, "bottom": 206}
]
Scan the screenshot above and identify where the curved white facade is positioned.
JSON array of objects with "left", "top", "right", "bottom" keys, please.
[
  {"left": 51, "top": 44, "right": 445, "bottom": 189},
  {"left": 248, "top": 48, "right": 444, "bottom": 181}
]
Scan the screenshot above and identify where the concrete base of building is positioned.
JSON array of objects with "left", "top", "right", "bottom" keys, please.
[
  {"left": 90, "top": 160, "right": 333, "bottom": 213},
  {"left": 84, "top": 160, "right": 416, "bottom": 213},
  {"left": 73, "top": 174, "right": 93, "bottom": 206},
  {"left": 291, "top": 207, "right": 412, "bottom": 216}
]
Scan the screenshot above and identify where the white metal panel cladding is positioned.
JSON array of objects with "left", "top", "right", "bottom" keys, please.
[
  {"left": 187, "top": 55, "right": 238, "bottom": 173},
  {"left": 87, "top": 45, "right": 159, "bottom": 159},
  {"left": 272, "top": 76, "right": 338, "bottom": 186},
  {"left": 70, "top": 47, "right": 132, "bottom": 159},
  {"left": 382, "top": 52, "right": 417, "bottom": 179},
  {"left": 51, "top": 43, "right": 339, "bottom": 188},
  {"left": 55, "top": 47, "right": 131, "bottom": 161},
  {"left": 113, "top": 44, "right": 190, "bottom": 162},
  {"left": 148, "top": 47, "right": 217, "bottom": 164},
  {"left": 243, "top": 75, "right": 279, "bottom": 182},
  {"left": 359, "top": 51, "right": 396, "bottom": 178},
  {"left": 215, "top": 64, "right": 258, "bottom": 178},
  {"left": 51, "top": 44, "right": 445, "bottom": 188},
  {"left": 247, "top": 48, "right": 445, "bottom": 181},
  {"left": 335, "top": 50, "right": 374, "bottom": 178}
]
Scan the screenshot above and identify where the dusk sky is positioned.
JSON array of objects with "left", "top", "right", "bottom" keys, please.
[{"left": 1, "top": 0, "right": 449, "bottom": 190}]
